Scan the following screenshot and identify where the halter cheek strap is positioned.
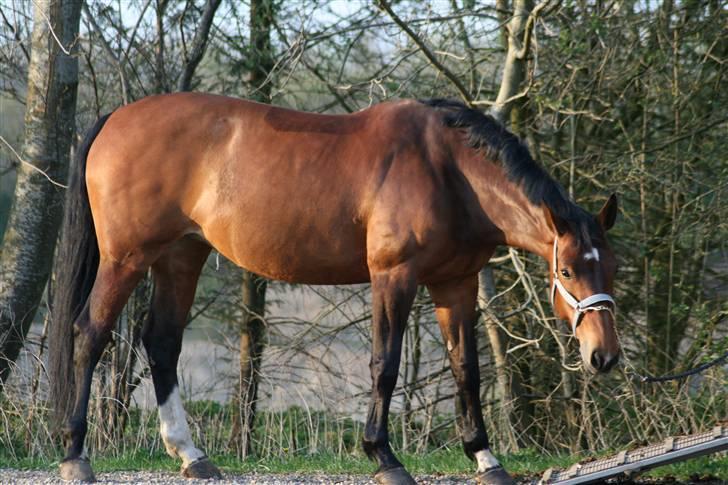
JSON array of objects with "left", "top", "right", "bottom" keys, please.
[{"left": 550, "top": 238, "right": 616, "bottom": 335}]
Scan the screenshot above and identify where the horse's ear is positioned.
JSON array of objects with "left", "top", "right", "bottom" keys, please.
[
  {"left": 546, "top": 206, "right": 570, "bottom": 236},
  {"left": 597, "top": 193, "right": 618, "bottom": 231}
]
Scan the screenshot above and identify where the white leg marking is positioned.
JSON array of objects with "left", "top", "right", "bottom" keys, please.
[
  {"left": 475, "top": 449, "right": 500, "bottom": 472},
  {"left": 584, "top": 248, "right": 600, "bottom": 261},
  {"left": 158, "top": 386, "right": 205, "bottom": 467}
]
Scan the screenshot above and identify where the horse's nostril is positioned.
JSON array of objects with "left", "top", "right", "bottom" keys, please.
[
  {"left": 591, "top": 351, "right": 604, "bottom": 371},
  {"left": 591, "top": 351, "right": 619, "bottom": 373},
  {"left": 603, "top": 353, "right": 620, "bottom": 372}
]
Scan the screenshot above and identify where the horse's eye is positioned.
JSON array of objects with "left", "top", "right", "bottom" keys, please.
[{"left": 560, "top": 269, "right": 571, "bottom": 278}]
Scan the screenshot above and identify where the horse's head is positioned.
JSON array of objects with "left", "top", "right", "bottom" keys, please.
[{"left": 547, "top": 194, "right": 620, "bottom": 374}]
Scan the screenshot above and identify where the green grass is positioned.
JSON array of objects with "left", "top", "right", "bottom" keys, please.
[
  {"left": 2, "top": 400, "right": 725, "bottom": 480},
  {"left": 3, "top": 447, "right": 725, "bottom": 480},
  {"left": 644, "top": 454, "right": 728, "bottom": 479}
]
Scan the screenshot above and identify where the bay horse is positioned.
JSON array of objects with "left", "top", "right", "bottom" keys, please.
[{"left": 51, "top": 94, "right": 620, "bottom": 484}]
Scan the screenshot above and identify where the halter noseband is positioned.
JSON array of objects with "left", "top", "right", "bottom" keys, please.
[{"left": 550, "top": 237, "right": 616, "bottom": 336}]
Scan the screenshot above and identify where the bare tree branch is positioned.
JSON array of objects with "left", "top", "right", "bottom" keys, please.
[
  {"left": 0, "top": 7, "right": 30, "bottom": 62},
  {"left": 178, "top": 0, "right": 223, "bottom": 92},
  {"left": 82, "top": 2, "right": 130, "bottom": 105},
  {"left": 376, "top": 0, "right": 473, "bottom": 106},
  {"left": 491, "top": 0, "right": 555, "bottom": 122}
]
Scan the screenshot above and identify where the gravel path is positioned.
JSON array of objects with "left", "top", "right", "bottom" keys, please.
[
  {"left": 1, "top": 469, "right": 723, "bottom": 484},
  {"left": 0, "top": 470, "right": 471, "bottom": 484}
]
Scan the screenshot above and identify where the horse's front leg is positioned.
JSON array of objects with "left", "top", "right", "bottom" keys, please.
[
  {"left": 362, "top": 265, "right": 417, "bottom": 485},
  {"left": 428, "top": 276, "right": 515, "bottom": 485}
]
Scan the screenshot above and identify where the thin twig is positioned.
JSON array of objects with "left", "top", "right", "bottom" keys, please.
[
  {"left": 473, "top": 85, "right": 530, "bottom": 107},
  {"left": 30, "top": 0, "right": 72, "bottom": 55},
  {"left": 0, "top": 135, "right": 67, "bottom": 188}
]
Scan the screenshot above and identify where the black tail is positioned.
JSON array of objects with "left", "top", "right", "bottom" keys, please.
[{"left": 48, "top": 113, "right": 112, "bottom": 428}]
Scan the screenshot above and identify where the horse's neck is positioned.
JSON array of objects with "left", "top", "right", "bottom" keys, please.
[{"left": 460, "top": 154, "right": 553, "bottom": 260}]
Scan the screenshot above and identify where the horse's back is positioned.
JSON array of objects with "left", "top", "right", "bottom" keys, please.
[{"left": 86, "top": 93, "right": 453, "bottom": 283}]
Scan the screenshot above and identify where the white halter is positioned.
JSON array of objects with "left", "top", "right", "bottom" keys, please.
[{"left": 550, "top": 237, "right": 616, "bottom": 336}]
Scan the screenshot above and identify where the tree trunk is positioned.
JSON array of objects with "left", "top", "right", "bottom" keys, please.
[
  {"left": 230, "top": 0, "right": 276, "bottom": 457},
  {"left": 232, "top": 270, "right": 268, "bottom": 457},
  {"left": 0, "top": 0, "right": 81, "bottom": 391}
]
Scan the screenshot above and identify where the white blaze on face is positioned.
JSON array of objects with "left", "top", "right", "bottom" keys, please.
[
  {"left": 475, "top": 449, "right": 500, "bottom": 472},
  {"left": 158, "top": 386, "right": 205, "bottom": 467},
  {"left": 584, "top": 247, "right": 600, "bottom": 262}
]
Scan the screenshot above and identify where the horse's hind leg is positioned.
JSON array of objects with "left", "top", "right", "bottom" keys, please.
[
  {"left": 141, "top": 237, "right": 220, "bottom": 479},
  {"left": 427, "top": 276, "right": 515, "bottom": 485},
  {"left": 61, "top": 260, "right": 147, "bottom": 481}
]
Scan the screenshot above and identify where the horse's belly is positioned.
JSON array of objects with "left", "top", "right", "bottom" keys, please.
[
  {"left": 236, "top": 249, "right": 370, "bottom": 284},
  {"left": 198, "top": 213, "right": 370, "bottom": 284}
]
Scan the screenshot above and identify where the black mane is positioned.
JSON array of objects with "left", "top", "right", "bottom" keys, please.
[{"left": 420, "top": 98, "right": 599, "bottom": 241}]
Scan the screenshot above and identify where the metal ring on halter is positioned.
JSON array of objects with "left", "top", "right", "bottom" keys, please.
[{"left": 550, "top": 237, "right": 616, "bottom": 335}]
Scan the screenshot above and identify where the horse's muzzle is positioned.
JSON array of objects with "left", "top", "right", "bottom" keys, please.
[{"left": 588, "top": 350, "right": 619, "bottom": 374}]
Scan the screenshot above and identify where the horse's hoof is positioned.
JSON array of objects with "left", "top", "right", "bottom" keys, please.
[
  {"left": 476, "top": 466, "right": 516, "bottom": 485},
  {"left": 59, "top": 458, "right": 96, "bottom": 482},
  {"left": 374, "top": 466, "right": 417, "bottom": 485},
  {"left": 181, "top": 456, "right": 222, "bottom": 479}
]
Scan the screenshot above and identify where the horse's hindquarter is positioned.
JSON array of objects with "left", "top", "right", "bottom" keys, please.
[{"left": 87, "top": 93, "right": 395, "bottom": 283}]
